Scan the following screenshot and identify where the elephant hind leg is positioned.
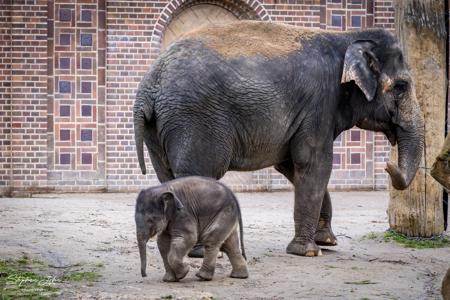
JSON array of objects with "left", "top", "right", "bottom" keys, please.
[
  {"left": 195, "top": 245, "right": 220, "bottom": 281},
  {"left": 144, "top": 135, "right": 174, "bottom": 182},
  {"left": 221, "top": 230, "right": 248, "bottom": 279},
  {"left": 149, "top": 152, "right": 174, "bottom": 183},
  {"left": 275, "top": 160, "right": 337, "bottom": 246},
  {"left": 166, "top": 131, "right": 231, "bottom": 180},
  {"left": 315, "top": 190, "right": 337, "bottom": 246}
]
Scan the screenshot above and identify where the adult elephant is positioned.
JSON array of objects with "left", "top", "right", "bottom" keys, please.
[{"left": 134, "top": 21, "right": 424, "bottom": 257}]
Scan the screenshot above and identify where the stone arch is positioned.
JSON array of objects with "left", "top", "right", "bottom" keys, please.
[{"left": 151, "top": 0, "right": 271, "bottom": 56}]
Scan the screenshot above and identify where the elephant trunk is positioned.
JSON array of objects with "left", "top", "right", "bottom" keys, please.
[
  {"left": 386, "top": 107, "right": 425, "bottom": 190},
  {"left": 133, "top": 95, "right": 153, "bottom": 175},
  {"left": 138, "top": 238, "right": 147, "bottom": 277},
  {"left": 136, "top": 209, "right": 150, "bottom": 277}
]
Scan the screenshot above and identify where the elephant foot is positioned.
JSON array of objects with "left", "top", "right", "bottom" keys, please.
[
  {"left": 162, "top": 272, "right": 177, "bottom": 282},
  {"left": 286, "top": 239, "right": 322, "bottom": 257},
  {"left": 314, "top": 223, "right": 337, "bottom": 246},
  {"left": 188, "top": 244, "right": 204, "bottom": 258},
  {"left": 196, "top": 269, "right": 214, "bottom": 281},
  {"left": 230, "top": 267, "right": 249, "bottom": 279},
  {"left": 174, "top": 264, "right": 189, "bottom": 281}
]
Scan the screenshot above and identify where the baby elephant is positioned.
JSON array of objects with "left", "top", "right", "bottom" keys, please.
[{"left": 135, "top": 176, "right": 248, "bottom": 281}]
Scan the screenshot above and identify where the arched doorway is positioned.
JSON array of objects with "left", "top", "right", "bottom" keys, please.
[{"left": 161, "top": 4, "right": 238, "bottom": 50}]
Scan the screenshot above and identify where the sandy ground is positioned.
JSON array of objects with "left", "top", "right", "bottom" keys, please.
[{"left": 0, "top": 191, "right": 449, "bottom": 300}]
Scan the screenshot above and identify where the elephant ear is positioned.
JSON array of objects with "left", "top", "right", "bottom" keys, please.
[
  {"left": 135, "top": 189, "right": 146, "bottom": 212},
  {"left": 160, "top": 188, "right": 184, "bottom": 214},
  {"left": 341, "top": 40, "right": 380, "bottom": 101}
]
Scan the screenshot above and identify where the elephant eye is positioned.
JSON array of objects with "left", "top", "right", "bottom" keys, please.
[{"left": 393, "top": 80, "right": 408, "bottom": 97}]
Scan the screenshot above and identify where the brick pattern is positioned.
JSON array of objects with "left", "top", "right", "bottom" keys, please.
[
  {"left": 1, "top": 0, "right": 397, "bottom": 195},
  {"left": 8, "top": 0, "right": 48, "bottom": 195},
  {"left": 106, "top": 0, "right": 156, "bottom": 191},
  {"left": 329, "top": 130, "right": 375, "bottom": 190},
  {"left": 374, "top": 0, "right": 395, "bottom": 30},
  {"left": 261, "top": 0, "right": 374, "bottom": 30},
  {"left": 46, "top": 0, "right": 106, "bottom": 191},
  {"left": 0, "top": 2, "right": 12, "bottom": 195}
]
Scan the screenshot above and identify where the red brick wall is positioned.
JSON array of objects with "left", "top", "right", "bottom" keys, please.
[
  {"left": 106, "top": 0, "right": 158, "bottom": 192},
  {"left": 46, "top": 0, "right": 107, "bottom": 192},
  {"left": 0, "top": 1, "right": 12, "bottom": 196},
  {"left": 374, "top": 0, "right": 394, "bottom": 29},
  {"left": 7, "top": 0, "right": 48, "bottom": 196},
  {"left": 0, "top": 0, "right": 397, "bottom": 195}
]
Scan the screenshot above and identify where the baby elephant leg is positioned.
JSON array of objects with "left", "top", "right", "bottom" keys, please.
[
  {"left": 196, "top": 245, "right": 221, "bottom": 281},
  {"left": 167, "top": 238, "right": 195, "bottom": 281},
  {"left": 221, "top": 230, "right": 248, "bottom": 279},
  {"left": 157, "top": 234, "right": 176, "bottom": 282}
]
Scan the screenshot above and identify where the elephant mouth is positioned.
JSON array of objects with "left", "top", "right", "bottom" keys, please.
[
  {"left": 383, "top": 126, "right": 397, "bottom": 146},
  {"left": 356, "top": 118, "right": 397, "bottom": 146},
  {"left": 148, "top": 223, "right": 165, "bottom": 239},
  {"left": 148, "top": 228, "right": 157, "bottom": 239}
]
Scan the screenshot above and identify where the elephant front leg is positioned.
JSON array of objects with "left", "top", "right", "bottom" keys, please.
[
  {"left": 286, "top": 150, "right": 332, "bottom": 257},
  {"left": 167, "top": 237, "right": 196, "bottom": 281},
  {"left": 157, "top": 233, "right": 176, "bottom": 282},
  {"left": 275, "top": 161, "right": 337, "bottom": 247},
  {"left": 314, "top": 190, "right": 337, "bottom": 246}
]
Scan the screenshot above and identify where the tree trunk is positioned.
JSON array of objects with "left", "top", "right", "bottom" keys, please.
[
  {"left": 388, "top": 0, "right": 446, "bottom": 237},
  {"left": 431, "top": 134, "right": 450, "bottom": 191}
]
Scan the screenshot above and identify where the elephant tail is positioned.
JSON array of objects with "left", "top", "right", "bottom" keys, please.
[
  {"left": 133, "top": 89, "right": 154, "bottom": 175},
  {"left": 233, "top": 193, "right": 246, "bottom": 260}
]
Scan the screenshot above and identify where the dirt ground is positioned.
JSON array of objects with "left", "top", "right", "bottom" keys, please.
[{"left": 1, "top": 191, "right": 449, "bottom": 299}]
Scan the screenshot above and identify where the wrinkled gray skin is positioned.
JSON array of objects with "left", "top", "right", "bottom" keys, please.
[
  {"left": 134, "top": 23, "right": 424, "bottom": 257},
  {"left": 135, "top": 176, "right": 248, "bottom": 281}
]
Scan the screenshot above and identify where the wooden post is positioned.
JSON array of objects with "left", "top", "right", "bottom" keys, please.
[{"left": 388, "top": 0, "right": 446, "bottom": 237}]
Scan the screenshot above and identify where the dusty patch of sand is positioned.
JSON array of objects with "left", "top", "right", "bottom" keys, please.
[
  {"left": 0, "top": 191, "right": 448, "bottom": 299},
  {"left": 183, "top": 21, "right": 320, "bottom": 58}
]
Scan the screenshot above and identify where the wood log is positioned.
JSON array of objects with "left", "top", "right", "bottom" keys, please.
[{"left": 388, "top": 0, "right": 445, "bottom": 237}]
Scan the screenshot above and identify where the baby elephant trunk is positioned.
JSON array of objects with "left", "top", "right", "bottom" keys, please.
[
  {"left": 136, "top": 211, "right": 150, "bottom": 277},
  {"left": 138, "top": 238, "right": 147, "bottom": 277}
]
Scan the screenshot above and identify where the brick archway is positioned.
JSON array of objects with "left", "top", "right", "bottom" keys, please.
[{"left": 150, "top": 0, "right": 270, "bottom": 56}]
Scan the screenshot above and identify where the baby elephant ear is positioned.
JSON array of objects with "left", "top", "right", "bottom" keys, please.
[
  {"left": 161, "top": 190, "right": 184, "bottom": 211},
  {"left": 341, "top": 40, "right": 380, "bottom": 101},
  {"left": 135, "top": 189, "right": 147, "bottom": 211}
]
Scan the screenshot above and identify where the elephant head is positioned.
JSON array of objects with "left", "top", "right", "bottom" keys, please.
[
  {"left": 135, "top": 188, "right": 184, "bottom": 277},
  {"left": 341, "top": 39, "right": 424, "bottom": 190}
]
